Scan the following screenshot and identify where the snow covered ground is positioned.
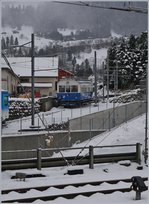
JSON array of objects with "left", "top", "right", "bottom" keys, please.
[
  {"left": 1, "top": 107, "right": 148, "bottom": 203},
  {"left": 1, "top": 114, "right": 148, "bottom": 203},
  {"left": 2, "top": 25, "right": 108, "bottom": 65},
  {"left": 76, "top": 48, "right": 107, "bottom": 68}
]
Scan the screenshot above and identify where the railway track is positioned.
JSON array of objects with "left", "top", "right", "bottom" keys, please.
[{"left": 2, "top": 177, "right": 148, "bottom": 203}]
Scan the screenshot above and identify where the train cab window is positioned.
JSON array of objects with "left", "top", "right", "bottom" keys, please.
[
  {"left": 66, "top": 85, "right": 70, "bottom": 92},
  {"left": 88, "top": 87, "right": 91, "bottom": 92},
  {"left": 71, "top": 85, "right": 78, "bottom": 92},
  {"left": 81, "top": 87, "right": 87, "bottom": 92},
  {"left": 59, "top": 85, "right": 65, "bottom": 92}
]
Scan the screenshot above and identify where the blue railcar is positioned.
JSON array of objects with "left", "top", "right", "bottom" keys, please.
[
  {"left": 57, "top": 78, "right": 93, "bottom": 107},
  {"left": 1, "top": 90, "right": 9, "bottom": 123}
]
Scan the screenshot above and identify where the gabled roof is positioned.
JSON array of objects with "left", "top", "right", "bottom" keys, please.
[
  {"left": 58, "top": 68, "right": 74, "bottom": 76},
  {"left": 1, "top": 57, "right": 58, "bottom": 77}
]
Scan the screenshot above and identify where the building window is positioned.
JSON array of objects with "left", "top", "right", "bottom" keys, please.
[{"left": 21, "top": 78, "right": 29, "bottom": 83}]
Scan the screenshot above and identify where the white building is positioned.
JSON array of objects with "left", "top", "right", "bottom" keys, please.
[{"left": 1, "top": 56, "right": 59, "bottom": 97}]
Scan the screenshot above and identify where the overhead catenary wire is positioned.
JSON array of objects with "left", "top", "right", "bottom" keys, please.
[{"left": 53, "top": 1, "right": 147, "bottom": 14}]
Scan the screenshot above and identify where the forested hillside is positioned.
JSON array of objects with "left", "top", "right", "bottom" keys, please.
[{"left": 107, "top": 32, "right": 148, "bottom": 89}]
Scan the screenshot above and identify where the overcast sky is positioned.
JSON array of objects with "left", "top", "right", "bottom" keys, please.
[{"left": 1, "top": 1, "right": 148, "bottom": 36}]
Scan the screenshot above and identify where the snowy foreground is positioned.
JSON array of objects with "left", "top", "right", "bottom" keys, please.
[{"left": 1, "top": 114, "right": 148, "bottom": 203}]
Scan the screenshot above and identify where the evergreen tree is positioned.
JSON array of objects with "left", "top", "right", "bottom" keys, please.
[
  {"left": 6, "top": 36, "right": 9, "bottom": 48},
  {"left": 67, "top": 49, "right": 72, "bottom": 61},
  {"left": 128, "top": 34, "right": 136, "bottom": 50},
  {"left": 14, "top": 37, "right": 19, "bottom": 45},
  {"left": 1, "top": 37, "right": 6, "bottom": 50},
  {"left": 18, "top": 47, "right": 23, "bottom": 56},
  {"left": 10, "top": 35, "right": 14, "bottom": 45},
  {"left": 72, "top": 56, "right": 76, "bottom": 73},
  {"left": 84, "top": 59, "right": 93, "bottom": 77}
]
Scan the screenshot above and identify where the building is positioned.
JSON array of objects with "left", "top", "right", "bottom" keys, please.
[
  {"left": 1, "top": 56, "right": 59, "bottom": 97},
  {"left": 1, "top": 56, "right": 74, "bottom": 97},
  {"left": 1, "top": 67, "right": 19, "bottom": 96}
]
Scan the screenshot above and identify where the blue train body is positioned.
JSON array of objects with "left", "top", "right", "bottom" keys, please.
[
  {"left": 57, "top": 78, "right": 93, "bottom": 107},
  {"left": 1, "top": 90, "right": 9, "bottom": 123}
]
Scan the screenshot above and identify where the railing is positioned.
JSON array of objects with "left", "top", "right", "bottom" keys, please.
[{"left": 2, "top": 143, "right": 141, "bottom": 171}]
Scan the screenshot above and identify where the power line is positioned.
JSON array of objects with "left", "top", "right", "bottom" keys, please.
[{"left": 53, "top": 1, "right": 147, "bottom": 14}]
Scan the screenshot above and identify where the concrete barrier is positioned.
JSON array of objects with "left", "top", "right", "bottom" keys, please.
[{"left": 2, "top": 130, "right": 105, "bottom": 160}]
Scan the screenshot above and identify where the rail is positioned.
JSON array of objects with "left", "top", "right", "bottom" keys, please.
[{"left": 1, "top": 177, "right": 148, "bottom": 203}]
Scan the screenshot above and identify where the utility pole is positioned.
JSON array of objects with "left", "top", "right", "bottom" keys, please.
[
  {"left": 106, "top": 50, "right": 109, "bottom": 104},
  {"left": 116, "top": 61, "right": 118, "bottom": 91},
  {"left": 94, "top": 51, "right": 98, "bottom": 104},
  {"left": 31, "top": 33, "right": 35, "bottom": 127},
  {"left": 102, "top": 61, "right": 105, "bottom": 102},
  {"left": 144, "top": 65, "right": 148, "bottom": 164}
]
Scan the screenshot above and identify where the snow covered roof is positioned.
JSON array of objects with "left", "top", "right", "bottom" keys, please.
[
  {"left": 1, "top": 57, "right": 58, "bottom": 77},
  {"left": 19, "top": 83, "right": 52, "bottom": 88},
  {"left": 57, "top": 28, "right": 77, "bottom": 36}
]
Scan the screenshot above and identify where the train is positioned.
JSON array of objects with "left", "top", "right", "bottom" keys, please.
[
  {"left": 56, "top": 78, "right": 93, "bottom": 107},
  {"left": 1, "top": 90, "right": 9, "bottom": 124}
]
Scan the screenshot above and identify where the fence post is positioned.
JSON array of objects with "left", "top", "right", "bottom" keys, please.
[
  {"left": 136, "top": 143, "right": 141, "bottom": 165},
  {"left": 89, "top": 119, "right": 92, "bottom": 139},
  {"left": 125, "top": 104, "right": 128, "bottom": 123},
  {"left": 102, "top": 117, "right": 105, "bottom": 129},
  {"left": 20, "top": 116, "right": 22, "bottom": 133},
  {"left": 112, "top": 102, "right": 115, "bottom": 127},
  {"left": 108, "top": 111, "right": 110, "bottom": 131},
  {"left": 80, "top": 106, "right": 82, "bottom": 116},
  {"left": 68, "top": 118, "right": 71, "bottom": 147},
  {"left": 37, "top": 148, "right": 42, "bottom": 170},
  {"left": 61, "top": 109, "right": 63, "bottom": 122},
  {"left": 89, "top": 104, "right": 91, "bottom": 114},
  {"left": 38, "top": 118, "right": 40, "bottom": 132},
  {"left": 80, "top": 117, "right": 82, "bottom": 130},
  {"left": 89, "top": 145, "right": 94, "bottom": 169}
]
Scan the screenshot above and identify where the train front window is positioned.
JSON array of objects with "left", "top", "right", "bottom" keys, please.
[
  {"left": 66, "top": 85, "right": 70, "bottom": 92},
  {"left": 81, "top": 87, "right": 87, "bottom": 92},
  {"left": 71, "top": 85, "right": 78, "bottom": 92},
  {"left": 59, "top": 85, "right": 65, "bottom": 92}
]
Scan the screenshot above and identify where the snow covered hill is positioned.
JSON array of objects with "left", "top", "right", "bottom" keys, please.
[{"left": 2, "top": 25, "right": 54, "bottom": 49}]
